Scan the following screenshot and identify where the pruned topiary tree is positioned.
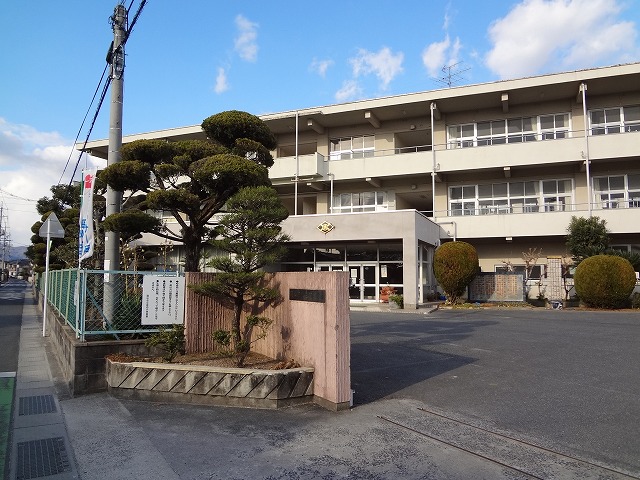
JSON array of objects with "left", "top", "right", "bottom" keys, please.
[
  {"left": 190, "top": 186, "right": 290, "bottom": 366},
  {"left": 433, "top": 241, "right": 479, "bottom": 304},
  {"left": 573, "top": 254, "right": 636, "bottom": 309},
  {"left": 99, "top": 110, "right": 277, "bottom": 272}
]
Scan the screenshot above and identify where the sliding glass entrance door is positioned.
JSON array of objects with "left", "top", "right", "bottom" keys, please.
[{"left": 348, "top": 264, "right": 376, "bottom": 301}]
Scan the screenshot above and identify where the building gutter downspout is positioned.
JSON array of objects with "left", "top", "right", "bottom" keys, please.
[
  {"left": 430, "top": 102, "right": 437, "bottom": 220},
  {"left": 328, "top": 172, "right": 334, "bottom": 213},
  {"left": 294, "top": 111, "right": 299, "bottom": 216},
  {"left": 580, "top": 83, "right": 592, "bottom": 217}
]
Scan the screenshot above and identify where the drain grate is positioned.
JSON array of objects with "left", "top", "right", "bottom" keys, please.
[
  {"left": 18, "top": 395, "right": 57, "bottom": 416},
  {"left": 16, "top": 437, "right": 71, "bottom": 479}
]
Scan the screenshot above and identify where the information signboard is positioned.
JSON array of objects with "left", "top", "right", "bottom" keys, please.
[{"left": 141, "top": 276, "right": 186, "bottom": 325}]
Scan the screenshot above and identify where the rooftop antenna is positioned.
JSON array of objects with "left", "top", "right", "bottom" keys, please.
[{"left": 434, "top": 61, "right": 470, "bottom": 88}]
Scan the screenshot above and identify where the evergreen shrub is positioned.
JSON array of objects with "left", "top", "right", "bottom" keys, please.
[
  {"left": 573, "top": 255, "right": 636, "bottom": 309},
  {"left": 433, "top": 241, "right": 479, "bottom": 304}
]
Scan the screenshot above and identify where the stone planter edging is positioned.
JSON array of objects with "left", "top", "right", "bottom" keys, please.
[{"left": 106, "top": 359, "right": 314, "bottom": 409}]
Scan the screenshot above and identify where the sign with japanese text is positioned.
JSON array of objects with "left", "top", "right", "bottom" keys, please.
[{"left": 141, "top": 276, "right": 186, "bottom": 325}]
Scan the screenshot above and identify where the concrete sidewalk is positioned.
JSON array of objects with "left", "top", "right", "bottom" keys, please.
[
  {"left": 8, "top": 291, "right": 78, "bottom": 480},
  {"left": 9, "top": 291, "right": 179, "bottom": 480}
]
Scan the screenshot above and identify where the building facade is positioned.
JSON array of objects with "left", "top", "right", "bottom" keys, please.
[{"left": 85, "top": 63, "right": 640, "bottom": 308}]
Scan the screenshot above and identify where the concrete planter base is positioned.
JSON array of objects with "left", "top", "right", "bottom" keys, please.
[{"left": 106, "top": 359, "right": 314, "bottom": 409}]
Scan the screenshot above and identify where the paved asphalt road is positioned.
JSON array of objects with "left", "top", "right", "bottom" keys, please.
[
  {"left": 57, "top": 307, "right": 639, "bottom": 479},
  {"left": 0, "top": 278, "right": 23, "bottom": 373},
  {"left": 0, "top": 278, "right": 25, "bottom": 480},
  {"left": 351, "top": 308, "right": 640, "bottom": 472}
]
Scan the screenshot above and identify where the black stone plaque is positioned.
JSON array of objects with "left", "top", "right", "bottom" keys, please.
[{"left": 289, "top": 288, "right": 326, "bottom": 303}]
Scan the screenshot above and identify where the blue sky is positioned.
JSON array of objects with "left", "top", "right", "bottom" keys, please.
[{"left": 1, "top": 0, "right": 639, "bottom": 247}]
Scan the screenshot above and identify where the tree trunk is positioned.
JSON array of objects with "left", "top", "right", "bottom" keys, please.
[
  {"left": 182, "top": 228, "right": 202, "bottom": 272},
  {"left": 183, "top": 244, "right": 201, "bottom": 272},
  {"left": 232, "top": 297, "right": 247, "bottom": 366}
]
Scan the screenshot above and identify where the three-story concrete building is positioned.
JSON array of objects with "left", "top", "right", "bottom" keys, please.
[{"left": 85, "top": 62, "right": 640, "bottom": 308}]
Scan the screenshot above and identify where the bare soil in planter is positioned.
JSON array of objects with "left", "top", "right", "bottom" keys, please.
[{"left": 106, "top": 351, "right": 301, "bottom": 370}]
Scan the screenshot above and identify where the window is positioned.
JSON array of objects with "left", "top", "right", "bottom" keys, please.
[
  {"left": 507, "top": 117, "right": 537, "bottom": 143},
  {"left": 590, "top": 108, "right": 621, "bottom": 135},
  {"left": 593, "top": 174, "right": 640, "bottom": 209},
  {"left": 542, "top": 179, "right": 571, "bottom": 211},
  {"left": 624, "top": 106, "right": 640, "bottom": 132},
  {"left": 447, "top": 124, "right": 475, "bottom": 148},
  {"left": 629, "top": 174, "right": 640, "bottom": 207},
  {"left": 508, "top": 181, "right": 539, "bottom": 213},
  {"left": 540, "top": 114, "right": 569, "bottom": 139},
  {"left": 478, "top": 183, "right": 510, "bottom": 214},
  {"left": 332, "top": 191, "right": 387, "bottom": 213},
  {"left": 477, "top": 120, "right": 506, "bottom": 146},
  {"left": 449, "top": 185, "right": 477, "bottom": 215},
  {"left": 448, "top": 179, "right": 572, "bottom": 215},
  {"left": 447, "top": 113, "right": 570, "bottom": 148},
  {"left": 495, "top": 264, "right": 542, "bottom": 280},
  {"left": 330, "top": 135, "right": 374, "bottom": 160},
  {"left": 590, "top": 106, "right": 640, "bottom": 135}
]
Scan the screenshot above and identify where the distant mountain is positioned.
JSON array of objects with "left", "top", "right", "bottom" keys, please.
[{"left": 5, "top": 246, "right": 27, "bottom": 262}]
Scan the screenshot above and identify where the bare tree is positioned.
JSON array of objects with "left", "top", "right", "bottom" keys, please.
[{"left": 521, "top": 247, "right": 542, "bottom": 299}]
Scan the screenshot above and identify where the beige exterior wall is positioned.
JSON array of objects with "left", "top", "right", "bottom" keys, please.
[
  {"left": 280, "top": 210, "right": 441, "bottom": 308},
  {"left": 82, "top": 63, "right": 640, "bottom": 301}
]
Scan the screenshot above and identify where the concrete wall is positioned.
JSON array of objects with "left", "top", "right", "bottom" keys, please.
[
  {"left": 106, "top": 360, "right": 314, "bottom": 409},
  {"left": 44, "top": 300, "right": 158, "bottom": 396},
  {"left": 184, "top": 271, "right": 352, "bottom": 410}
]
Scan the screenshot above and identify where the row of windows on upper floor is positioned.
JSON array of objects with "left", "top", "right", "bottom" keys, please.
[
  {"left": 324, "top": 105, "right": 640, "bottom": 158},
  {"left": 448, "top": 174, "right": 640, "bottom": 216},
  {"left": 148, "top": 175, "right": 640, "bottom": 220},
  {"left": 309, "top": 173, "right": 640, "bottom": 216},
  {"left": 295, "top": 173, "right": 640, "bottom": 216},
  {"left": 448, "top": 106, "right": 640, "bottom": 148},
  {"left": 330, "top": 175, "right": 640, "bottom": 217}
]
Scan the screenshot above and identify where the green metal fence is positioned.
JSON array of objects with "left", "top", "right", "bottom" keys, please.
[{"left": 40, "top": 269, "right": 183, "bottom": 341}]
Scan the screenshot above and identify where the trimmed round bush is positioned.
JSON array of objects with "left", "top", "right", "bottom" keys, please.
[
  {"left": 433, "top": 241, "right": 479, "bottom": 304},
  {"left": 574, "top": 255, "right": 636, "bottom": 308}
]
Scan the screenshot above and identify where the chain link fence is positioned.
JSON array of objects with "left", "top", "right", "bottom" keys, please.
[{"left": 38, "top": 269, "right": 183, "bottom": 340}]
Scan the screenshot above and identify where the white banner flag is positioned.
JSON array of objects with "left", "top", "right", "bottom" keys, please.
[{"left": 78, "top": 168, "right": 97, "bottom": 262}]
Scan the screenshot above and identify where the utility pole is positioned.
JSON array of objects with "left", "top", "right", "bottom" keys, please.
[
  {"left": 0, "top": 205, "right": 4, "bottom": 282},
  {"left": 0, "top": 205, "right": 9, "bottom": 283},
  {"left": 103, "top": 3, "right": 127, "bottom": 323}
]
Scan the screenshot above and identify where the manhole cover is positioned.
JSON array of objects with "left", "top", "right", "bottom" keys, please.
[
  {"left": 16, "top": 437, "right": 71, "bottom": 479},
  {"left": 18, "top": 395, "right": 57, "bottom": 416}
]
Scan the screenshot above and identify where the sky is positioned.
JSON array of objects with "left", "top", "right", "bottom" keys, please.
[{"left": 1, "top": 0, "right": 639, "bottom": 249}]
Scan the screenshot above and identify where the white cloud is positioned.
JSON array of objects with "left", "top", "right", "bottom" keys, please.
[
  {"left": 214, "top": 67, "right": 229, "bottom": 94},
  {"left": 349, "top": 47, "right": 404, "bottom": 90},
  {"left": 234, "top": 15, "right": 259, "bottom": 62},
  {"left": 0, "top": 118, "right": 102, "bottom": 246},
  {"left": 422, "top": 35, "right": 462, "bottom": 78},
  {"left": 310, "top": 58, "right": 334, "bottom": 78},
  {"left": 485, "top": 0, "right": 639, "bottom": 79},
  {"left": 335, "top": 80, "right": 363, "bottom": 102}
]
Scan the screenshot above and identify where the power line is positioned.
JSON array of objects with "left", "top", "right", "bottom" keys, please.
[
  {"left": 0, "top": 188, "right": 38, "bottom": 203},
  {"left": 57, "top": 64, "right": 110, "bottom": 185},
  {"left": 67, "top": 75, "right": 112, "bottom": 189},
  {"left": 65, "top": 0, "right": 148, "bottom": 190}
]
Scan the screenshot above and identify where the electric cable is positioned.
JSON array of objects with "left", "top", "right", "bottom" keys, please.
[
  {"left": 57, "top": 64, "right": 110, "bottom": 185},
  {"left": 63, "top": 0, "right": 148, "bottom": 190},
  {"left": 0, "top": 189, "right": 38, "bottom": 203},
  {"left": 66, "top": 76, "right": 112, "bottom": 190}
]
